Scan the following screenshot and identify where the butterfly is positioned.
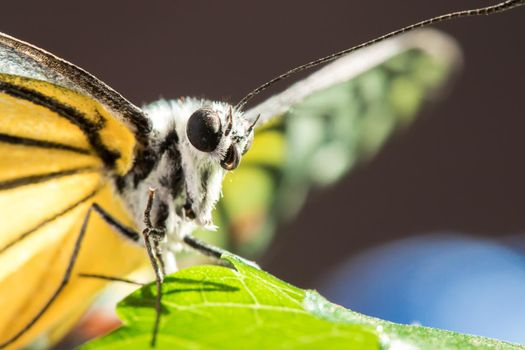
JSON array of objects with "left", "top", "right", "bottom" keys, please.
[{"left": 0, "top": 1, "right": 523, "bottom": 349}]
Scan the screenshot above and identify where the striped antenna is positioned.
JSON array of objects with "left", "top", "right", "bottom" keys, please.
[{"left": 235, "top": 0, "right": 524, "bottom": 111}]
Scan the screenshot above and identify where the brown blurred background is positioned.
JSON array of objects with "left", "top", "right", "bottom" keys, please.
[{"left": 1, "top": 0, "right": 523, "bottom": 289}]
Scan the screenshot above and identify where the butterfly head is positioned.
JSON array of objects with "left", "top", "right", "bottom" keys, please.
[
  {"left": 185, "top": 105, "right": 256, "bottom": 170},
  {"left": 136, "top": 99, "right": 259, "bottom": 230},
  {"left": 171, "top": 102, "right": 256, "bottom": 227}
]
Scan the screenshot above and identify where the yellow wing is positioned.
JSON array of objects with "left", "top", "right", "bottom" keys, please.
[{"left": 0, "top": 74, "right": 146, "bottom": 349}]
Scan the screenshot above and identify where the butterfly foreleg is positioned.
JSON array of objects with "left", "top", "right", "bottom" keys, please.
[
  {"left": 82, "top": 194, "right": 165, "bottom": 348},
  {"left": 144, "top": 226, "right": 166, "bottom": 279},
  {"left": 182, "top": 234, "right": 224, "bottom": 260},
  {"left": 141, "top": 188, "right": 166, "bottom": 348},
  {"left": 77, "top": 205, "right": 146, "bottom": 285},
  {"left": 78, "top": 273, "right": 145, "bottom": 286},
  {"left": 93, "top": 201, "right": 167, "bottom": 281},
  {"left": 182, "top": 234, "right": 259, "bottom": 269},
  {"left": 92, "top": 203, "right": 141, "bottom": 243},
  {"left": 90, "top": 193, "right": 166, "bottom": 347}
]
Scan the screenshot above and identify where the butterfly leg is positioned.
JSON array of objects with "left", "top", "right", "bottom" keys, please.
[
  {"left": 141, "top": 188, "right": 165, "bottom": 347},
  {"left": 92, "top": 201, "right": 166, "bottom": 279},
  {"left": 93, "top": 193, "right": 164, "bottom": 347},
  {"left": 84, "top": 195, "right": 163, "bottom": 348},
  {"left": 149, "top": 229, "right": 166, "bottom": 279},
  {"left": 182, "top": 234, "right": 224, "bottom": 259},
  {"left": 78, "top": 273, "right": 145, "bottom": 286},
  {"left": 77, "top": 205, "right": 146, "bottom": 285},
  {"left": 183, "top": 234, "right": 259, "bottom": 269},
  {"left": 92, "top": 203, "right": 140, "bottom": 242}
]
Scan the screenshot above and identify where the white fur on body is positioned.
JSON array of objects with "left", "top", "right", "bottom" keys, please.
[{"left": 119, "top": 98, "right": 251, "bottom": 273}]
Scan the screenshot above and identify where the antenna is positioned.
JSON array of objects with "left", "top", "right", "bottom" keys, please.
[{"left": 235, "top": 0, "right": 525, "bottom": 111}]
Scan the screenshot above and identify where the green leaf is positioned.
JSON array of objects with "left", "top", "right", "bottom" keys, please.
[
  {"left": 82, "top": 254, "right": 524, "bottom": 350},
  {"left": 304, "top": 292, "right": 524, "bottom": 350}
]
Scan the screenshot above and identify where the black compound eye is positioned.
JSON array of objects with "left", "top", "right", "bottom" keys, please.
[
  {"left": 186, "top": 108, "right": 222, "bottom": 152},
  {"left": 220, "top": 145, "right": 240, "bottom": 171}
]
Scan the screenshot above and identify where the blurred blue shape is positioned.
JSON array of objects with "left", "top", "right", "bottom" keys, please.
[{"left": 319, "top": 233, "right": 525, "bottom": 344}]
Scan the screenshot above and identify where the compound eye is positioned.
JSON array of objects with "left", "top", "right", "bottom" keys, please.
[{"left": 186, "top": 108, "right": 222, "bottom": 152}]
